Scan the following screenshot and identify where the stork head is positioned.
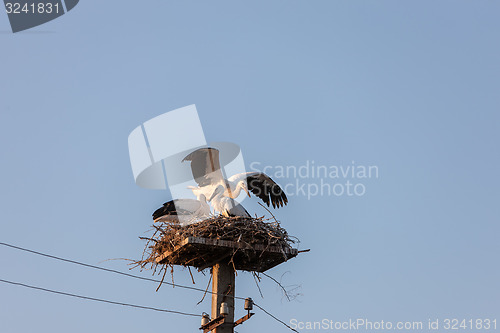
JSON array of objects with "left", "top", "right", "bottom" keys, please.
[{"left": 239, "top": 180, "right": 251, "bottom": 197}]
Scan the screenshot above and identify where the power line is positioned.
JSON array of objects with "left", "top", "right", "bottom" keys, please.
[
  {"left": 0, "top": 278, "right": 199, "bottom": 317},
  {"left": 1, "top": 241, "right": 299, "bottom": 332},
  {"left": 0, "top": 241, "right": 246, "bottom": 301},
  {"left": 253, "top": 302, "right": 299, "bottom": 333}
]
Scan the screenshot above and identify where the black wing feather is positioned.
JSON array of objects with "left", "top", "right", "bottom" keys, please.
[
  {"left": 152, "top": 200, "right": 178, "bottom": 220},
  {"left": 246, "top": 173, "right": 288, "bottom": 209},
  {"left": 152, "top": 199, "right": 200, "bottom": 220}
]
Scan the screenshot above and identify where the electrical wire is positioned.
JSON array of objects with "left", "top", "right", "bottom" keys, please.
[
  {"left": 0, "top": 278, "right": 199, "bottom": 317},
  {"left": 0, "top": 242, "right": 246, "bottom": 300},
  {"left": 1, "top": 241, "right": 299, "bottom": 332},
  {"left": 253, "top": 302, "right": 299, "bottom": 333}
]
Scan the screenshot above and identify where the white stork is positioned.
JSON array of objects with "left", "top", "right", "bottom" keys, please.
[
  {"left": 153, "top": 194, "right": 210, "bottom": 224},
  {"left": 182, "top": 147, "right": 288, "bottom": 215},
  {"left": 208, "top": 184, "right": 250, "bottom": 217}
]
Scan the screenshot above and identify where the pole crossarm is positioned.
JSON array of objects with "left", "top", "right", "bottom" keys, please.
[
  {"left": 200, "top": 316, "right": 227, "bottom": 333},
  {"left": 234, "top": 312, "right": 255, "bottom": 327},
  {"left": 199, "top": 313, "right": 255, "bottom": 332}
]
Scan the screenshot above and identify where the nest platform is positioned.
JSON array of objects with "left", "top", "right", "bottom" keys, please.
[
  {"left": 156, "top": 235, "right": 298, "bottom": 272},
  {"left": 139, "top": 216, "right": 298, "bottom": 273}
]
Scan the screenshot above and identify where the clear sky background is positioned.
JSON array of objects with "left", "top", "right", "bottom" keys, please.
[{"left": 0, "top": 1, "right": 499, "bottom": 332}]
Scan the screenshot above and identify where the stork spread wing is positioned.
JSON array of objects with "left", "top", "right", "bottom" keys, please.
[
  {"left": 153, "top": 200, "right": 177, "bottom": 220},
  {"left": 152, "top": 199, "right": 204, "bottom": 221},
  {"left": 182, "top": 148, "right": 225, "bottom": 187},
  {"left": 245, "top": 172, "right": 288, "bottom": 209}
]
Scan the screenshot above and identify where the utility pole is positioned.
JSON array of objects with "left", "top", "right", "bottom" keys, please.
[
  {"left": 155, "top": 236, "right": 298, "bottom": 332},
  {"left": 201, "top": 260, "right": 254, "bottom": 333},
  {"left": 211, "top": 262, "right": 235, "bottom": 333}
]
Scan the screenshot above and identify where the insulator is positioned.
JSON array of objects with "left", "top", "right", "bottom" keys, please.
[
  {"left": 244, "top": 297, "right": 253, "bottom": 311},
  {"left": 220, "top": 302, "right": 229, "bottom": 316}
]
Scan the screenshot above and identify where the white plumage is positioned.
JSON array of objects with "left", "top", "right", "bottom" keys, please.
[
  {"left": 153, "top": 147, "right": 288, "bottom": 223},
  {"left": 182, "top": 148, "right": 288, "bottom": 214},
  {"left": 153, "top": 194, "right": 210, "bottom": 225},
  {"left": 208, "top": 184, "right": 250, "bottom": 217}
]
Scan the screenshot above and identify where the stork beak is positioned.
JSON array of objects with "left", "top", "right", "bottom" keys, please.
[{"left": 244, "top": 186, "right": 251, "bottom": 197}]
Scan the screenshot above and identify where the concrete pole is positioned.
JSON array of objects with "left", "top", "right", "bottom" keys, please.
[{"left": 211, "top": 261, "right": 235, "bottom": 333}]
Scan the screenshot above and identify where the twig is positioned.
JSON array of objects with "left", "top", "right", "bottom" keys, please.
[
  {"left": 197, "top": 274, "right": 212, "bottom": 305},
  {"left": 156, "top": 267, "right": 168, "bottom": 292},
  {"left": 252, "top": 272, "right": 264, "bottom": 299},
  {"left": 262, "top": 272, "right": 290, "bottom": 301},
  {"left": 171, "top": 266, "right": 175, "bottom": 287},
  {"left": 258, "top": 202, "right": 278, "bottom": 224},
  {"left": 188, "top": 266, "right": 196, "bottom": 284}
]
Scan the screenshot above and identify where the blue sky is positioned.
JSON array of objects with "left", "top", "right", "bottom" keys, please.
[{"left": 0, "top": 1, "right": 499, "bottom": 332}]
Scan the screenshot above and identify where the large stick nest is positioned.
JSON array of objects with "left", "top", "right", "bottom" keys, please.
[{"left": 136, "top": 216, "right": 297, "bottom": 272}]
